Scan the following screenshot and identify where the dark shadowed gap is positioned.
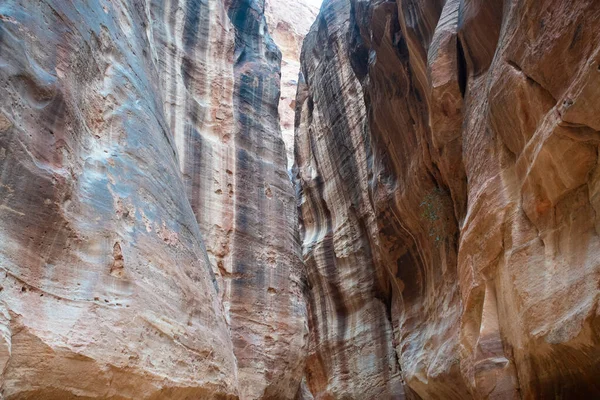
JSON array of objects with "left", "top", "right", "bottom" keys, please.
[{"left": 457, "top": 37, "right": 468, "bottom": 98}]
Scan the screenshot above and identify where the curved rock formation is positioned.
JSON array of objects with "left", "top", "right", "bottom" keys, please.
[
  {"left": 0, "top": 0, "right": 306, "bottom": 398},
  {"left": 295, "top": 0, "right": 600, "bottom": 398},
  {"left": 2, "top": 0, "right": 599, "bottom": 398}
]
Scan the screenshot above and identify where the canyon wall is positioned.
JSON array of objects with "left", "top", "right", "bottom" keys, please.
[
  {"left": 0, "top": 0, "right": 305, "bottom": 398},
  {"left": 226, "top": 1, "right": 306, "bottom": 398},
  {"left": 295, "top": 0, "right": 600, "bottom": 399},
  {"left": 264, "top": 0, "right": 318, "bottom": 166},
  {"left": 2, "top": 0, "right": 599, "bottom": 398}
]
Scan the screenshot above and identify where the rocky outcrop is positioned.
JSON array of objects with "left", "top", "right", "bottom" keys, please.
[
  {"left": 295, "top": 0, "right": 600, "bottom": 399},
  {"left": 264, "top": 0, "right": 318, "bottom": 167},
  {"left": 0, "top": 0, "right": 305, "bottom": 398}
]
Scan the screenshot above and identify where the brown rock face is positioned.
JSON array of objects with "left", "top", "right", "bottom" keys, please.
[
  {"left": 0, "top": 0, "right": 305, "bottom": 398},
  {"left": 226, "top": 1, "right": 306, "bottom": 398},
  {"left": 3, "top": 0, "right": 599, "bottom": 397},
  {"left": 295, "top": 0, "right": 600, "bottom": 399}
]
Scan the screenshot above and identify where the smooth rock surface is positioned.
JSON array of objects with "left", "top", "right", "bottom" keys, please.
[{"left": 295, "top": 0, "right": 600, "bottom": 398}]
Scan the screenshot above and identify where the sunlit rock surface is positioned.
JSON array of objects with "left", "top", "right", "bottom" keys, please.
[
  {"left": 295, "top": 0, "right": 600, "bottom": 398},
  {"left": 264, "top": 0, "right": 318, "bottom": 167},
  {"left": 0, "top": 0, "right": 305, "bottom": 398}
]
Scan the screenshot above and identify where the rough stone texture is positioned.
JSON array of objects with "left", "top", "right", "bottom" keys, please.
[
  {"left": 295, "top": 0, "right": 600, "bottom": 399},
  {"left": 0, "top": 0, "right": 305, "bottom": 398},
  {"left": 264, "top": 0, "right": 318, "bottom": 167},
  {"left": 225, "top": 1, "right": 306, "bottom": 398}
]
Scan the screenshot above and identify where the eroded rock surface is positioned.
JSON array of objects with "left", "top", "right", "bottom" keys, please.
[
  {"left": 295, "top": 0, "right": 600, "bottom": 398},
  {"left": 225, "top": 1, "right": 306, "bottom": 398},
  {"left": 264, "top": 0, "right": 318, "bottom": 167},
  {"left": 0, "top": 0, "right": 305, "bottom": 398}
]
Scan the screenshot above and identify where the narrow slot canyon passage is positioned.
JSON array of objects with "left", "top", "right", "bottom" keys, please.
[{"left": 0, "top": 0, "right": 599, "bottom": 399}]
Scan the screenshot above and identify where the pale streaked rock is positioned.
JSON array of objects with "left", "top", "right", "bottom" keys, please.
[
  {"left": 264, "top": 0, "right": 318, "bottom": 168},
  {"left": 0, "top": 0, "right": 307, "bottom": 398}
]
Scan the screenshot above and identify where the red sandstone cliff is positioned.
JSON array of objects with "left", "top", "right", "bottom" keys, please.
[
  {"left": 295, "top": 0, "right": 600, "bottom": 398},
  {"left": 1, "top": 0, "right": 599, "bottom": 398}
]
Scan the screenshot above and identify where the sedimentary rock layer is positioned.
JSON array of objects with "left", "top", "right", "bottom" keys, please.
[
  {"left": 0, "top": 0, "right": 305, "bottom": 398},
  {"left": 295, "top": 0, "right": 600, "bottom": 398}
]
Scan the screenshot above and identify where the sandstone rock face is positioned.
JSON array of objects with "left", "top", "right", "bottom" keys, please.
[
  {"left": 225, "top": 1, "right": 306, "bottom": 398},
  {"left": 0, "top": 0, "right": 305, "bottom": 398},
  {"left": 295, "top": 0, "right": 600, "bottom": 398},
  {"left": 264, "top": 0, "right": 318, "bottom": 167}
]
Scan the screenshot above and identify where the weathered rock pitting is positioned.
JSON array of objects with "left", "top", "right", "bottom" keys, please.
[
  {"left": 0, "top": 0, "right": 306, "bottom": 398},
  {"left": 295, "top": 0, "right": 600, "bottom": 398}
]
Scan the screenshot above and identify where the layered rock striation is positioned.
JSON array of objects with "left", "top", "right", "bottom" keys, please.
[
  {"left": 2, "top": 0, "right": 600, "bottom": 398},
  {"left": 226, "top": 1, "right": 306, "bottom": 398},
  {"left": 0, "top": 0, "right": 305, "bottom": 398},
  {"left": 295, "top": 0, "right": 600, "bottom": 398}
]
